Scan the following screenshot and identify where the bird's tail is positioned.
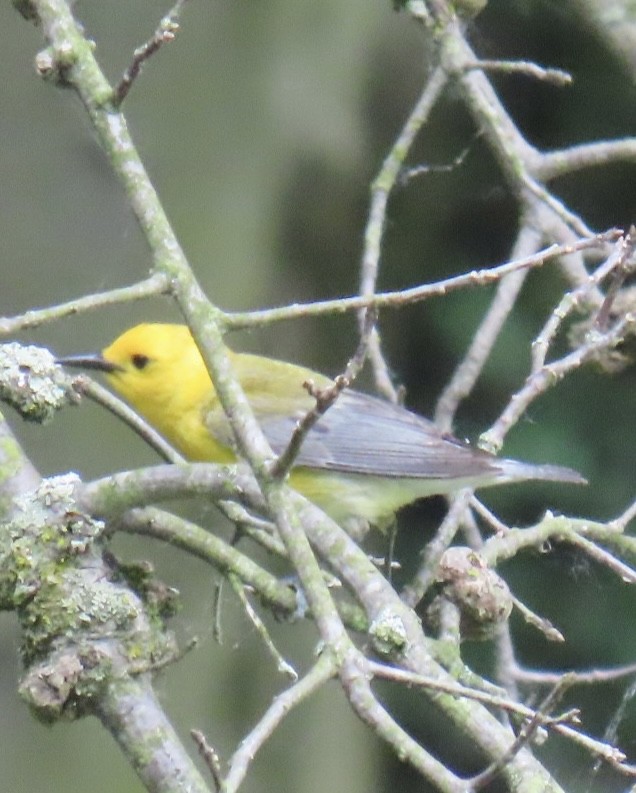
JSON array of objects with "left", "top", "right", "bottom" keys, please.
[{"left": 497, "top": 458, "right": 587, "bottom": 485}]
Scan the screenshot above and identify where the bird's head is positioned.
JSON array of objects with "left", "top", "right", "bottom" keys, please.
[{"left": 58, "top": 323, "right": 212, "bottom": 418}]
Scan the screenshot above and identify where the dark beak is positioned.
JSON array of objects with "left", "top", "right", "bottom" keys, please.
[{"left": 56, "top": 354, "right": 123, "bottom": 374}]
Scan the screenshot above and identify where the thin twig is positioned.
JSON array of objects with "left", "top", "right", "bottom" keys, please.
[
  {"left": 531, "top": 233, "right": 630, "bottom": 371},
  {"left": 469, "top": 496, "right": 511, "bottom": 536},
  {"left": 512, "top": 661, "right": 636, "bottom": 687},
  {"left": 342, "top": 656, "right": 469, "bottom": 793},
  {"left": 538, "top": 139, "right": 636, "bottom": 181},
  {"left": 225, "top": 231, "right": 618, "bottom": 330},
  {"left": 495, "top": 628, "right": 521, "bottom": 702},
  {"left": 227, "top": 571, "right": 298, "bottom": 680},
  {"left": 553, "top": 724, "right": 627, "bottom": 772},
  {"left": 217, "top": 501, "right": 287, "bottom": 557},
  {"left": 521, "top": 172, "right": 595, "bottom": 240},
  {"left": 610, "top": 498, "right": 636, "bottom": 531},
  {"left": 469, "top": 680, "right": 572, "bottom": 791},
  {"left": 0, "top": 274, "right": 168, "bottom": 336},
  {"left": 368, "top": 660, "right": 575, "bottom": 726},
  {"left": 480, "top": 514, "right": 636, "bottom": 573},
  {"left": 399, "top": 139, "right": 475, "bottom": 185},
  {"left": 235, "top": 523, "right": 288, "bottom": 557},
  {"left": 567, "top": 534, "right": 636, "bottom": 584},
  {"left": 73, "top": 375, "right": 185, "bottom": 463},
  {"left": 113, "top": 0, "right": 189, "bottom": 106},
  {"left": 401, "top": 489, "right": 474, "bottom": 608},
  {"left": 457, "top": 500, "right": 487, "bottom": 546},
  {"left": 594, "top": 227, "right": 636, "bottom": 331},
  {"left": 434, "top": 222, "right": 542, "bottom": 431},
  {"left": 359, "top": 65, "right": 448, "bottom": 402},
  {"left": 511, "top": 595, "right": 564, "bottom": 642},
  {"left": 464, "top": 59, "right": 572, "bottom": 85},
  {"left": 212, "top": 578, "right": 224, "bottom": 645},
  {"left": 369, "top": 659, "right": 630, "bottom": 774},
  {"left": 115, "top": 507, "right": 298, "bottom": 615},
  {"left": 223, "top": 653, "right": 336, "bottom": 793},
  {"left": 270, "top": 307, "right": 377, "bottom": 479},
  {"left": 191, "top": 729, "right": 223, "bottom": 792},
  {"left": 481, "top": 308, "right": 633, "bottom": 453}
]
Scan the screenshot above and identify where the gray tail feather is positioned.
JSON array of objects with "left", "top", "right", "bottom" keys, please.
[{"left": 499, "top": 459, "right": 587, "bottom": 485}]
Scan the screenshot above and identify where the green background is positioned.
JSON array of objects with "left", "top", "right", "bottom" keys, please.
[{"left": 1, "top": 1, "right": 636, "bottom": 791}]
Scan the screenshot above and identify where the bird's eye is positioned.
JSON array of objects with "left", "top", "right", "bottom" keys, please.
[{"left": 131, "top": 354, "right": 150, "bottom": 370}]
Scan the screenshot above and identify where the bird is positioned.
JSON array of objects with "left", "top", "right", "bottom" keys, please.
[{"left": 59, "top": 323, "right": 585, "bottom": 538}]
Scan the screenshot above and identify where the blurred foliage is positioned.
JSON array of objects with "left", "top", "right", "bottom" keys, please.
[{"left": 1, "top": 0, "right": 636, "bottom": 791}]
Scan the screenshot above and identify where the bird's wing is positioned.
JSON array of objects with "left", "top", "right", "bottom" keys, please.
[
  {"left": 205, "top": 387, "right": 499, "bottom": 479},
  {"left": 263, "top": 390, "right": 500, "bottom": 479}
]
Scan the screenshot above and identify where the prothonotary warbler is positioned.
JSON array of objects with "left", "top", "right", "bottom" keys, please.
[{"left": 59, "top": 323, "right": 585, "bottom": 538}]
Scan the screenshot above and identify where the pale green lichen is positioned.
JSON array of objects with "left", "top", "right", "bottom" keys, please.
[
  {"left": 369, "top": 608, "right": 409, "bottom": 656},
  {"left": 2, "top": 471, "right": 179, "bottom": 721},
  {"left": 2, "top": 474, "right": 106, "bottom": 617},
  {"left": 0, "top": 343, "right": 74, "bottom": 424},
  {"left": 13, "top": 472, "right": 84, "bottom": 513}
]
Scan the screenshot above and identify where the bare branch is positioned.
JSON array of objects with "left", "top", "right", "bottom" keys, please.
[
  {"left": 539, "top": 139, "right": 636, "bottom": 181},
  {"left": 481, "top": 309, "right": 633, "bottom": 452},
  {"left": 0, "top": 274, "right": 168, "bottom": 336},
  {"left": 434, "top": 222, "right": 543, "bottom": 431},
  {"left": 566, "top": 534, "right": 636, "bottom": 584},
  {"left": 191, "top": 730, "right": 223, "bottom": 793},
  {"left": 513, "top": 661, "right": 636, "bottom": 687},
  {"left": 72, "top": 375, "right": 185, "bottom": 463},
  {"left": 511, "top": 595, "right": 565, "bottom": 643},
  {"left": 530, "top": 233, "right": 631, "bottom": 371},
  {"left": 399, "top": 139, "right": 475, "bottom": 185},
  {"left": 469, "top": 681, "right": 573, "bottom": 791},
  {"left": 226, "top": 571, "right": 298, "bottom": 680},
  {"left": 401, "top": 489, "right": 474, "bottom": 607},
  {"left": 464, "top": 59, "right": 573, "bottom": 86},
  {"left": 112, "top": 0, "right": 189, "bottom": 106},
  {"left": 116, "top": 506, "right": 298, "bottom": 616},
  {"left": 343, "top": 656, "right": 469, "bottom": 793},
  {"left": 223, "top": 653, "right": 336, "bottom": 793},
  {"left": 226, "top": 231, "right": 618, "bottom": 330},
  {"left": 359, "top": 66, "right": 448, "bottom": 401},
  {"left": 611, "top": 498, "right": 636, "bottom": 531}
]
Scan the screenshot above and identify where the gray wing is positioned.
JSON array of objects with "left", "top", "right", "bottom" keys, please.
[
  {"left": 204, "top": 388, "right": 583, "bottom": 483},
  {"left": 258, "top": 390, "right": 500, "bottom": 480}
]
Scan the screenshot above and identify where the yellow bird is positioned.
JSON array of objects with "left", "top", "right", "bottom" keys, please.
[{"left": 59, "top": 323, "right": 585, "bottom": 537}]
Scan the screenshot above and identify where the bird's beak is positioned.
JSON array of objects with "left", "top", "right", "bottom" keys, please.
[{"left": 57, "top": 353, "right": 123, "bottom": 374}]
